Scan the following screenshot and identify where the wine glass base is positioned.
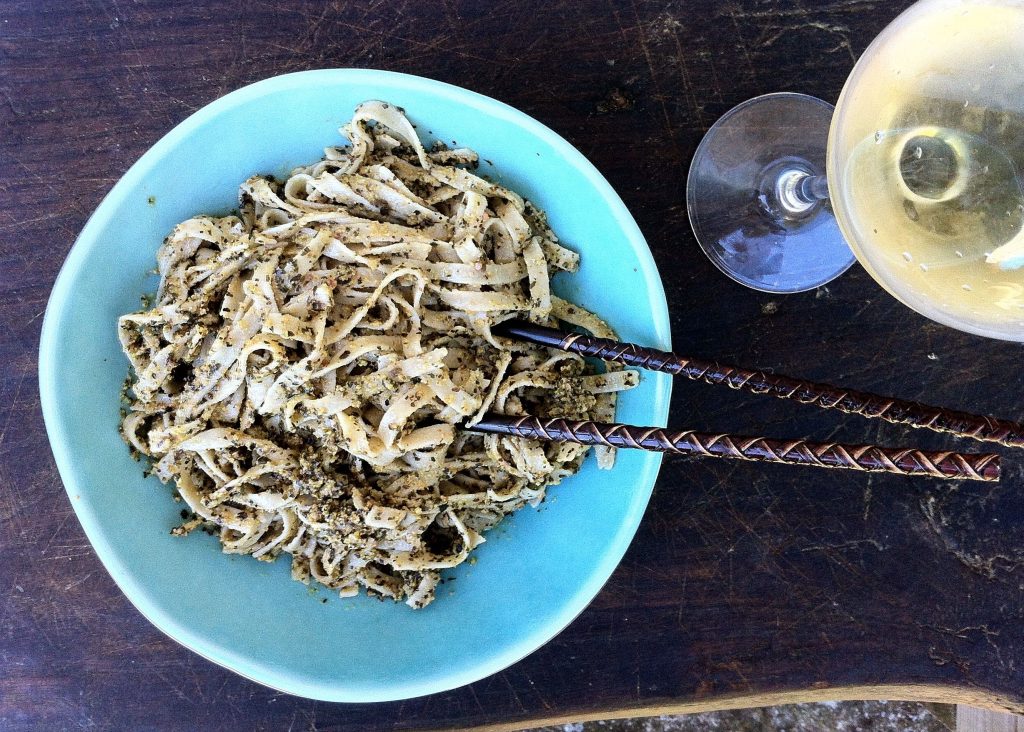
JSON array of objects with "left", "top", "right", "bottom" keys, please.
[{"left": 687, "top": 92, "right": 856, "bottom": 294}]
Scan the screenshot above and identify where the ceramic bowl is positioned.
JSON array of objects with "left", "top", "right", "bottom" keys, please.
[{"left": 39, "top": 69, "right": 671, "bottom": 702}]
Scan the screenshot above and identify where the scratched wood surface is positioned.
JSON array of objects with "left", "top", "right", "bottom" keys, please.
[{"left": 5, "top": 0, "right": 1024, "bottom": 729}]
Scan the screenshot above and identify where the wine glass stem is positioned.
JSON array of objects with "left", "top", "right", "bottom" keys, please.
[
  {"left": 775, "top": 169, "right": 830, "bottom": 216},
  {"left": 799, "top": 174, "right": 830, "bottom": 202}
]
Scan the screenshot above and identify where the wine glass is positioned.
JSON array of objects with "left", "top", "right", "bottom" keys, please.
[{"left": 687, "top": 0, "right": 1024, "bottom": 341}]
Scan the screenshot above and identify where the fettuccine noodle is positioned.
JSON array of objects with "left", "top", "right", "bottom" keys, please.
[{"left": 119, "top": 101, "right": 638, "bottom": 608}]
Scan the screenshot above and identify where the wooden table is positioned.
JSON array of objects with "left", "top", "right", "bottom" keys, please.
[{"left": 5, "top": 0, "right": 1024, "bottom": 729}]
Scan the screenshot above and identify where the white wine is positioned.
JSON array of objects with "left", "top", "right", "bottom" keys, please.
[{"left": 829, "top": 0, "right": 1024, "bottom": 339}]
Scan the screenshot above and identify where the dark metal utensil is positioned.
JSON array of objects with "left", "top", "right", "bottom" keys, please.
[
  {"left": 494, "top": 319, "right": 1024, "bottom": 449},
  {"left": 472, "top": 414, "right": 1000, "bottom": 482},
  {"left": 468, "top": 320, "right": 1015, "bottom": 482}
]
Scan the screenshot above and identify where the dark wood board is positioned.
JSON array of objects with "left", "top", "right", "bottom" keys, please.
[{"left": 5, "top": 0, "right": 1024, "bottom": 729}]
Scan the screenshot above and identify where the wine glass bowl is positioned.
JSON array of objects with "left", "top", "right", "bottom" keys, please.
[{"left": 828, "top": 0, "right": 1024, "bottom": 340}]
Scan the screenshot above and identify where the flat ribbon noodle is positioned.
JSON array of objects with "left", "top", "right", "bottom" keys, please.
[{"left": 119, "top": 101, "right": 638, "bottom": 608}]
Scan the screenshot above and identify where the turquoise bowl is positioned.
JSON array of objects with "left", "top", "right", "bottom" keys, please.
[{"left": 39, "top": 69, "right": 671, "bottom": 702}]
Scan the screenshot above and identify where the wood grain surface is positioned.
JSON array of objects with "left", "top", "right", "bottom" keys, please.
[{"left": 5, "top": 0, "right": 1024, "bottom": 730}]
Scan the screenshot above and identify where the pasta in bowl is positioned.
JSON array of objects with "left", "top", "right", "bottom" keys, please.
[
  {"left": 119, "top": 101, "right": 639, "bottom": 608},
  {"left": 40, "top": 70, "right": 670, "bottom": 701}
]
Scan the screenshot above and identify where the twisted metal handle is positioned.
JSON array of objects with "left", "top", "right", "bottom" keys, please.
[
  {"left": 472, "top": 415, "right": 1000, "bottom": 482},
  {"left": 495, "top": 320, "right": 1024, "bottom": 449}
]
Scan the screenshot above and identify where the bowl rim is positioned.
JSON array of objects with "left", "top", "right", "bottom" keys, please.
[{"left": 38, "top": 68, "right": 672, "bottom": 702}]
